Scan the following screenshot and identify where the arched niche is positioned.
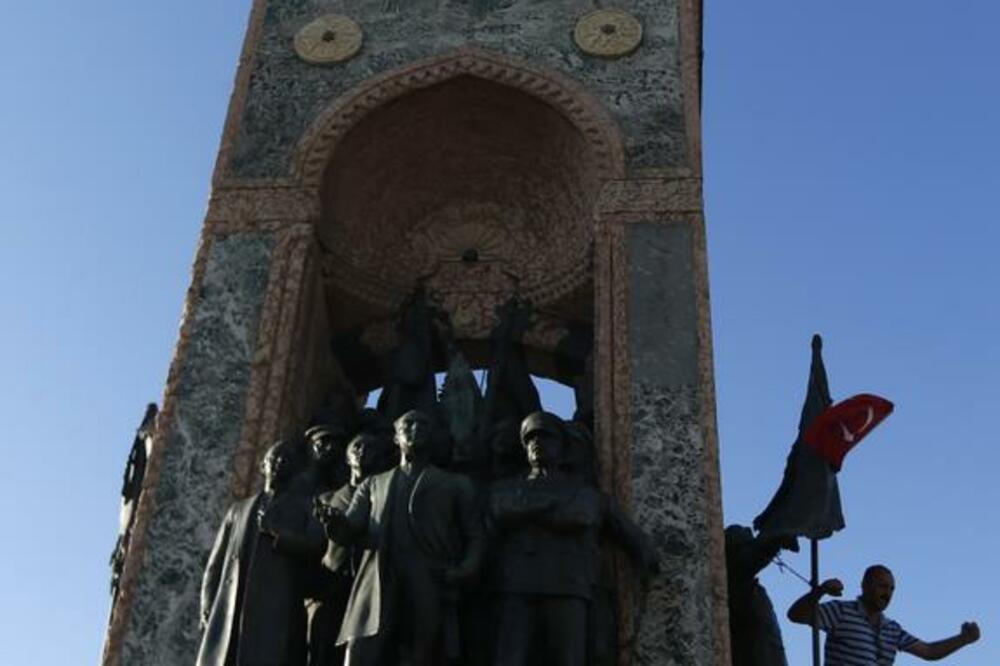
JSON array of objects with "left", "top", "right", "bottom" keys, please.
[{"left": 289, "top": 50, "right": 623, "bottom": 404}]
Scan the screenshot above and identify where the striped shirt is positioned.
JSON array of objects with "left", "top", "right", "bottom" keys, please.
[{"left": 817, "top": 599, "right": 918, "bottom": 665}]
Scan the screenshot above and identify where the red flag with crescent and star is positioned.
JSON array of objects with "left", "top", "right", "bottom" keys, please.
[{"left": 803, "top": 394, "right": 894, "bottom": 472}]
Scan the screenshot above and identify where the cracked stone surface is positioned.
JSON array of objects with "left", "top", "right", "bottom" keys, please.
[
  {"left": 627, "top": 223, "right": 721, "bottom": 665},
  {"left": 119, "top": 234, "right": 275, "bottom": 665}
]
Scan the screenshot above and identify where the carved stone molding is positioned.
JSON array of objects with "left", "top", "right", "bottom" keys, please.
[
  {"left": 321, "top": 198, "right": 594, "bottom": 339},
  {"left": 230, "top": 228, "right": 315, "bottom": 498},
  {"left": 597, "top": 177, "right": 703, "bottom": 215},
  {"left": 206, "top": 187, "right": 319, "bottom": 229},
  {"left": 293, "top": 47, "right": 627, "bottom": 189}
]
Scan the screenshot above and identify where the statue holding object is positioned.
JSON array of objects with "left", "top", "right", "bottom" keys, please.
[
  {"left": 197, "top": 439, "right": 325, "bottom": 666},
  {"left": 308, "top": 432, "right": 392, "bottom": 666}
]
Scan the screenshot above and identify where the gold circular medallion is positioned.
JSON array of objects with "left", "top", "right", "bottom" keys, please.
[
  {"left": 573, "top": 9, "right": 643, "bottom": 58},
  {"left": 294, "top": 14, "right": 363, "bottom": 65}
]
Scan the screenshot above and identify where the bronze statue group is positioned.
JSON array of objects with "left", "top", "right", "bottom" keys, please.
[{"left": 196, "top": 296, "right": 658, "bottom": 666}]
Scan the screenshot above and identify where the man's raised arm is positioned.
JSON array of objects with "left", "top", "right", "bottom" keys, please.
[
  {"left": 903, "top": 622, "right": 980, "bottom": 661},
  {"left": 787, "top": 578, "right": 843, "bottom": 624}
]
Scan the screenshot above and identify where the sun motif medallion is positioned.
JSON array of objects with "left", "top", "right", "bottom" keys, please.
[
  {"left": 294, "top": 14, "right": 363, "bottom": 65},
  {"left": 573, "top": 9, "right": 643, "bottom": 59}
]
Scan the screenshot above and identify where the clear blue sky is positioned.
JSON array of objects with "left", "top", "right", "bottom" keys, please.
[{"left": 0, "top": 2, "right": 997, "bottom": 664}]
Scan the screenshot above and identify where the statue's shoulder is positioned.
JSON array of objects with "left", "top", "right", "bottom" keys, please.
[
  {"left": 221, "top": 493, "right": 258, "bottom": 524},
  {"left": 430, "top": 465, "right": 475, "bottom": 493},
  {"left": 319, "top": 483, "right": 354, "bottom": 508},
  {"left": 489, "top": 477, "right": 525, "bottom": 494},
  {"left": 366, "top": 468, "right": 396, "bottom": 488},
  {"left": 234, "top": 493, "right": 260, "bottom": 510}
]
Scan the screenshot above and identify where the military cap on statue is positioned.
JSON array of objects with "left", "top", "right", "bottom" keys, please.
[{"left": 520, "top": 411, "right": 564, "bottom": 443}]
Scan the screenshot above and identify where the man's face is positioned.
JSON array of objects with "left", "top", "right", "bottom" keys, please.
[
  {"left": 263, "top": 449, "right": 294, "bottom": 488},
  {"left": 346, "top": 436, "right": 378, "bottom": 477},
  {"left": 524, "top": 430, "right": 562, "bottom": 471},
  {"left": 309, "top": 427, "right": 346, "bottom": 465},
  {"left": 861, "top": 569, "right": 895, "bottom": 612},
  {"left": 394, "top": 413, "right": 430, "bottom": 458}
]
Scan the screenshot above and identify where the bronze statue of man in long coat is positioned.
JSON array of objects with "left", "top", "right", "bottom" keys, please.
[{"left": 197, "top": 439, "right": 325, "bottom": 666}]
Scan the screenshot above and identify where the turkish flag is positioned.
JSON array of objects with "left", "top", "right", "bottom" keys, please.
[{"left": 803, "top": 394, "right": 894, "bottom": 471}]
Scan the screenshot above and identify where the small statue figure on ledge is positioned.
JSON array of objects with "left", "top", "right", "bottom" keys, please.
[
  {"left": 109, "top": 403, "right": 157, "bottom": 604},
  {"left": 489, "top": 412, "right": 659, "bottom": 666},
  {"left": 197, "top": 439, "right": 325, "bottom": 666},
  {"left": 377, "top": 291, "right": 439, "bottom": 423}
]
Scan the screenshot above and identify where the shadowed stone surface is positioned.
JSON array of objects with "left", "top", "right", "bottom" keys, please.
[
  {"left": 119, "top": 234, "right": 275, "bottom": 665},
  {"left": 627, "top": 223, "right": 719, "bottom": 665},
  {"left": 230, "top": 0, "right": 685, "bottom": 178},
  {"left": 631, "top": 383, "right": 711, "bottom": 665}
]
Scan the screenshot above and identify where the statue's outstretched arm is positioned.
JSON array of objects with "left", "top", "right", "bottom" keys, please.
[{"left": 320, "top": 477, "right": 374, "bottom": 544}]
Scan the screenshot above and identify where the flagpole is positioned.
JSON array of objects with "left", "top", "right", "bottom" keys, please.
[{"left": 811, "top": 538, "right": 820, "bottom": 666}]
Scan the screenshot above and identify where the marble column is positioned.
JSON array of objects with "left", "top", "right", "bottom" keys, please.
[{"left": 596, "top": 175, "right": 729, "bottom": 666}]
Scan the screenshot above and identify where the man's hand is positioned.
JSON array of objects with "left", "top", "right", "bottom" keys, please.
[
  {"left": 819, "top": 578, "right": 844, "bottom": 597},
  {"left": 257, "top": 507, "right": 278, "bottom": 538},
  {"left": 960, "top": 621, "right": 981, "bottom": 644},
  {"left": 903, "top": 620, "right": 981, "bottom": 659},
  {"left": 788, "top": 577, "right": 843, "bottom": 624},
  {"left": 314, "top": 502, "right": 353, "bottom": 542},
  {"left": 315, "top": 504, "right": 348, "bottom": 529}
]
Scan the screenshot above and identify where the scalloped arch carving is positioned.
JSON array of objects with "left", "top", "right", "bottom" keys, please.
[
  {"left": 293, "top": 48, "right": 626, "bottom": 189},
  {"left": 292, "top": 48, "right": 624, "bottom": 339}
]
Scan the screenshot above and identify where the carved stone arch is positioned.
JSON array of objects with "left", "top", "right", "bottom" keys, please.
[
  {"left": 290, "top": 48, "right": 626, "bottom": 355},
  {"left": 293, "top": 47, "right": 626, "bottom": 189}
]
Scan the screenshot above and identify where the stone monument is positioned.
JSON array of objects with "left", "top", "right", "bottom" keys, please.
[{"left": 101, "top": 0, "right": 728, "bottom": 664}]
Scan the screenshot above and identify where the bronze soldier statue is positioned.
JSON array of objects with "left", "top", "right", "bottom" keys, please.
[
  {"left": 321, "top": 410, "right": 484, "bottom": 666},
  {"left": 301, "top": 406, "right": 356, "bottom": 495},
  {"left": 489, "top": 412, "right": 659, "bottom": 666},
  {"left": 197, "top": 439, "right": 325, "bottom": 666}
]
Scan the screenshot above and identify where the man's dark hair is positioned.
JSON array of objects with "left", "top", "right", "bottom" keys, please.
[{"left": 862, "top": 564, "right": 893, "bottom": 585}]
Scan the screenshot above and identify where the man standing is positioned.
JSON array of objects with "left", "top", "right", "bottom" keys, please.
[
  {"left": 322, "top": 410, "right": 483, "bottom": 666},
  {"left": 489, "top": 411, "right": 658, "bottom": 666},
  {"left": 788, "top": 564, "right": 980, "bottom": 664},
  {"left": 308, "top": 432, "right": 387, "bottom": 666},
  {"left": 304, "top": 416, "right": 352, "bottom": 494},
  {"left": 197, "top": 439, "right": 326, "bottom": 666}
]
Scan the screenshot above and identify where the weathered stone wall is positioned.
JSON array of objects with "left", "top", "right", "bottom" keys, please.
[
  {"left": 117, "top": 234, "right": 275, "bottom": 664},
  {"left": 627, "top": 223, "right": 721, "bottom": 664},
  {"left": 229, "top": 0, "right": 686, "bottom": 179}
]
